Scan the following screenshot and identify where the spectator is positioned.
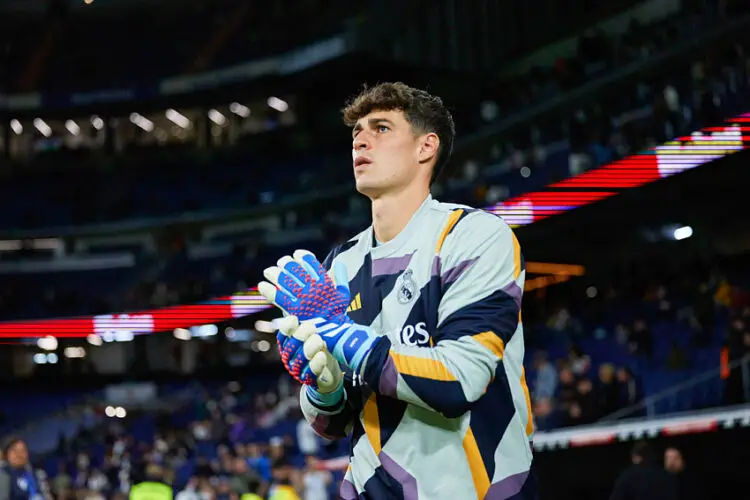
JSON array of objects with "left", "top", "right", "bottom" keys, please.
[
  {"left": 531, "top": 351, "right": 558, "bottom": 401},
  {"left": 724, "top": 318, "right": 750, "bottom": 404},
  {"left": 573, "top": 377, "right": 599, "bottom": 424},
  {"left": 617, "top": 367, "right": 642, "bottom": 411},
  {"left": 568, "top": 346, "right": 591, "bottom": 376},
  {"left": 245, "top": 444, "right": 271, "bottom": 485},
  {"left": 267, "top": 477, "right": 299, "bottom": 500},
  {"left": 128, "top": 465, "right": 172, "bottom": 500},
  {"left": 664, "top": 447, "right": 706, "bottom": 500},
  {"left": 0, "top": 437, "right": 45, "bottom": 500},
  {"left": 228, "top": 457, "right": 261, "bottom": 496},
  {"left": 609, "top": 441, "right": 678, "bottom": 500},
  {"left": 175, "top": 478, "right": 203, "bottom": 500},
  {"left": 556, "top": 364, "right": 577, "bottom": 411},
  {"left": 629, "top": 319, "right": 653, "bottom": 358},
  {"left": 301, "top": 457, "right": 332, "bottom": 500},
  {"left": 213, "top": 476, "right": 234, "bottom": 500},
  {"left": 50, "top": 461, "right": 72, "bottom": 499},
  {"left": 295, "top": 419, "right": 319, "bottom": 458},
  {"left": 665, "top": 341, "right": 690, "bottom": 370},
  {"left": 597, "top": 363, "right": 621, "bottom": 417}
]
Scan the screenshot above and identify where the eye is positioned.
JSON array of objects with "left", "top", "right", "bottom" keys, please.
[{"left": 377, "top": 125, "right": 389, "bottom": 133}]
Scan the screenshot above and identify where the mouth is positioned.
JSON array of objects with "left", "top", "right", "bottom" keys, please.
[{"left": 353, "top": 157, "right": 372, "bottom": 168}]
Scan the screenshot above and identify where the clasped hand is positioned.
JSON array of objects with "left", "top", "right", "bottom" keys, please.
[{"left": 257, "top": 250, "right": 378, "bottom": 374}]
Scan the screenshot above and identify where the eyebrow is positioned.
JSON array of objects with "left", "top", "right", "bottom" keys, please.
[{"left": 352, "top": 117, "right": 395, "bottom": 137}]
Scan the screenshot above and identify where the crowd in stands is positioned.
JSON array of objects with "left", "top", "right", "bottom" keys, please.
[
  {"left": 526, "top": 259, "right": 750, "bottom": 430},
  {"left": 5, "top": 379, "right": 347, "bottom": 500},
  {"left": 2, "top": 255, "right": 748, "bottom": 499}
]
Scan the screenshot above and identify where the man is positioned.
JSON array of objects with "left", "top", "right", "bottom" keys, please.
[
  {"left": 257, "top": 82, "right": 536, "bottom": 499},
  {"left": 128, "top": 465, "right": 172, "bottom": 500},
  {"left": 609, "top": 441, "right": 677, "bottom": 500},
  {"left": 0, "top": 437, "right": 44, "bottom": 500},
  {"left": 663, "top": 447, "right": 705, "bottom": 500}
]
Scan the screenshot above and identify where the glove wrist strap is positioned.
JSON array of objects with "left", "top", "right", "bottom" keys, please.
[{"left": 306, "top": 382, "right": 345, "bottom": 410}]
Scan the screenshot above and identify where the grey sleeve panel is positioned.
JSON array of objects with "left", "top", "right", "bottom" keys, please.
[{"left": 0, "top": 469, "right": 11, "bottom": 500}]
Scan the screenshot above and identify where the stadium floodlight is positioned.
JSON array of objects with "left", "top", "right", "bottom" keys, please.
[
  {"left": 208, "top": 109, "right": 226, "bottom": 126},
  {"left": 37, "top": 335, "right": 58, "bottom": 351},
  {"left": 65, "top": 120, "right": 80, "bottom": 135},
  {"left": 114, "top": 407, "right": 127, "bottom": 418},
  {"left": 173, "top": 328, "right": 191, "bottom": 341},
  {"left": 10, "top": 119, "right": 22, "bottom": 135},
  {"left": 105, "top": 406, "right": 115, "bottom": 417},
  {"left": 166, "top": 109, "right": 191, "bottom": 128},
  {"left": 32, "top": 353, "right": 47, "bottom": 364},
  {"left": 267, "top": 96, "right": 289, "bottom": 112},
  {"left": 63, "top": 347, "right": 86, "bottom": 358},
  {"left": 257, "top": 339, "right": 271, "bottom": 352},
  {"left": 673, "top": 225, "right": 693, "bottom": 241},
  {"left": 86, "top": 334, "right": 103, "bottom": 346},
  {"left": 229, "top": 102, "right": 250, "bottom": 117},
  {"left": 129, "top": 113, "right": 154, "bottom": 132},
  {"left": 33, "top": 118, "right": 52, "bottom": 137},
  {"left": 47, "top": 353, "right": 58, "bottom": 364},
  {"left": 91, "top": 116, "right": 104, "bottom": 130}
]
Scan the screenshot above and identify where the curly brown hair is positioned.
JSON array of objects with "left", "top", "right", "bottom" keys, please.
[{"left": 342, "top": 82, "right": 455, "bottom": 183}]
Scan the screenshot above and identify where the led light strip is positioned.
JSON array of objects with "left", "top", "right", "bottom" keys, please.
[{"left": 489, "top": 117, "right": 749, "bottom": 227}]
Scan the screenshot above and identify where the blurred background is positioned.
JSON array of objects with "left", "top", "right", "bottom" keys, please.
[{"left": 0, "top": 0, "right": 749, "bottom": 498}]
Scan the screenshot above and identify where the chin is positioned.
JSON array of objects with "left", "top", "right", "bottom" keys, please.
[{"left": 355, "top": 179, "right": 384, "bottom": 198}]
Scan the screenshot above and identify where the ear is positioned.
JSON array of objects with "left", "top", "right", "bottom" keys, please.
[{"left": 417, "top": 132, "right": 440, "bottom": 165}]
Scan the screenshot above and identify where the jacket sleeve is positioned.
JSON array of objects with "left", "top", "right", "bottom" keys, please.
[
  {"left": 362, "top": 212, "right": 525, "bottom": 418},
  {"left": 300, "top": 370, "right": 364, "bottom": 439}
]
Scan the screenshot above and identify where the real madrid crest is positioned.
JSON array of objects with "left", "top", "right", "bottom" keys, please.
[{"left": 397, "top": 269, "right": 417, "bottom": 304}]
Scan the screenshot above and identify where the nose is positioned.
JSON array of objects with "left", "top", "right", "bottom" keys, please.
[{"left": 353, "top": 133, "right": 370, "bottom": 151}]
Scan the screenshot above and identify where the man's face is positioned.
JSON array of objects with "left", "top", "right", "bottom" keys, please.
[
  {"left": 351, "top": 109, "right": 434, "bottom": 198},
  {"left": 664, "top": 448, "right": 685, "bottom": 473},
  {"left": 233, "top": 458, "right": 247, "bottom": 474},
  {"left": 7, "top": 441, "right": 28, "bottom": 468}
]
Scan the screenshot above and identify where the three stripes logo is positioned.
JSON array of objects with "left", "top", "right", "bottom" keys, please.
[{"left": 347, "top": 293, "right": 362, "bottom": 312}]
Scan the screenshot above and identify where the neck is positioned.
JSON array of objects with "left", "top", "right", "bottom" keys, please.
[{"left": 371, "top": 183, "right": 430, "bottom": 243}]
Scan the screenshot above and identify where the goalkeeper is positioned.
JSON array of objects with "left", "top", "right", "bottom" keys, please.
[{"left": 256, "top": 82, "right": 537, "bottom": 500}]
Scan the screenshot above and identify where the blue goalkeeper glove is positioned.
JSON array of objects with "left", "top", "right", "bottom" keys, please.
[
  {"left": 257, "top": 250, "right": 379, "bottom": 373},
  {"left": 255, "top": 316, "right": 344, "bottom": 407}
]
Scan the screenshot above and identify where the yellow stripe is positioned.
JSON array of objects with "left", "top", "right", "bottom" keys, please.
[
  {"left": 472, "top": 331, "right": 505, "bottom": 359},
  {"left": 435, "top": 209, "right": 464, "bottom": 253},
  {"left": 391, "top": 352, "right": 456, "bottom": 381},
  {"left": 463, "top": 426, "right": 491, "bottom": 498},
  {"left": 520, "top": 367, "right": 534, "bottom": 436},
  {"left": 347, "top": 293, "right": 361, "bottom": 312},
  {"left": 511, "top": 231, "right": 522, "bottom": 279},
  {"left": 363, "top": 394, "right": 381, "bottom": 455}
]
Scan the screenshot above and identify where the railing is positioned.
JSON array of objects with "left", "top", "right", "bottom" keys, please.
[
  {"left": 601, "top": 354, "right": 750, "bottom": 422},
  {"left": 533, "top": 403, "right": 750, "bottom": 451}
]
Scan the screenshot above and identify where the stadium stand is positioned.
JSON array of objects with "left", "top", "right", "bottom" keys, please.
[
  {"left": 1, "top": 1, "right": 750, "bottom": 499},
  {"left": 1, "top": 0, "right": 748, "bottom": 230}
]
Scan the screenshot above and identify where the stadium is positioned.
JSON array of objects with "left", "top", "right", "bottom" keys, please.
[{"left": 1, "top": 0, "right": 749, "bottom": 498}]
